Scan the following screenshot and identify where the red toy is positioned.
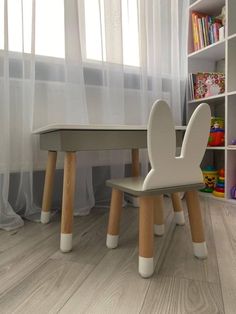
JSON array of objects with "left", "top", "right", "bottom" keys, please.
[
  {"left": 213, "top": 168, "right": 225, "bottom": 197},
  {"left": 208, "top": 128, "right": 224, "bottom": 146}
]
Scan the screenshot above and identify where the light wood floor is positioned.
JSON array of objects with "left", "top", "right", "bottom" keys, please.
[{"left": 0, "top": 196, "right": 235, "bottom": 314}]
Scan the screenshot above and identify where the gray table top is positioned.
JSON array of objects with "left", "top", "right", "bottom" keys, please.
[
  {"left": 33, "top": 124, "right": 186, "bottom": 134},
  {"left": 34, "top": 124, "right": 186, "bottom": 152}
]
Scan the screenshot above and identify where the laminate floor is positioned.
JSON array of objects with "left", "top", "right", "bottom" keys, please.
[{"left": 0, "top": 196, "right": 235, "bottom": 314}]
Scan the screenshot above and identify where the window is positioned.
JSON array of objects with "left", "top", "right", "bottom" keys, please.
[
  {"left": 0, "top": 0, "right": 140, "bottom": 66},
  {"left": 84, "top": 0, "right": 140, "bottom": 66},
  {"left": 0, "top": 0, "right": 65, "bottom": 58},
  {"left": 35, "top": 0, "right": 65, "bottom": 58}
]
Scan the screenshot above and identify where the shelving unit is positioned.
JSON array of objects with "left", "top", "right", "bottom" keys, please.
[{"left": 188, "top": 0, "right": 236, "bottom": 202}]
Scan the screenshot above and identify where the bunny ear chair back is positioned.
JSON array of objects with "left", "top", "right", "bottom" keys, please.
[
  {"left": 106, "top": 99, "right": 211, "bottom": 278},
  {"left": 143, "top": 100, "right": 211, "bottom": 190}
]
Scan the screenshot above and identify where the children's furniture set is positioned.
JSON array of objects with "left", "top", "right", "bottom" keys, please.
[{"left": 35, "top": 99, "right": 210, "bottom": 278}]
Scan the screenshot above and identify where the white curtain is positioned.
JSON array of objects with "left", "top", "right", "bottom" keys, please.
[{"left": 0, "top": 0, "right": 188, "bottom": 230}]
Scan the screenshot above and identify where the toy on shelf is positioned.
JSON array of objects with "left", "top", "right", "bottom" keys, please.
[
  {"left": 208, "top": 117, "right": 225, "bottom": 146},
  {"left": 231, "top": 185, "right": 236, "bottom": 199},
  {"left": 216, "top": 5, "right": 226, "bottom": 26},
  {"left": 200, "top": 166, "right": 218, "bottom": 193},
  {"left": 213, "top": 168, "right": 225, "bottom": 197}
]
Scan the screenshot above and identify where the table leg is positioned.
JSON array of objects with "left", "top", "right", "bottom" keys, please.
[
  {"left": 60, "top": 152, "right": 77, "bottom": 252},
  {"left": 131, "top": 148, "right": 140, "bottom": 177},
  {"left": 153, "top": 195, "right": 165, "bottom": 236},
  {"left": 171, "top": 192, "right": 185, "bottom": 225},
  {"left": 41, "top": 151, "right": 57, "bottom": 224}
]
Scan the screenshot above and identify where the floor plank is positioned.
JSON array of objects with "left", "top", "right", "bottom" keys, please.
[
  {"left": 59, "top": 202, "right": 175, "bottom": 314},
  {"left": 209, "top": 199, "right": 236, "bottom": 314},
  {"left": 0, "top": 208, "right": 107, "bottom": 296},
  {"left": 50, "top": 207, "right": 137, "bottom": 265},
  {"left": 159, "top": 198, "right": 220, "bottom": 283},
  {"left": 0, "top": 259, "right": 93, "bottom": 314},
  {"left": 141, "top": 276, "right": 224, "bottom": 314},
  {"left": 58, "top": 219, "right": 149, "bottom": 314},
  {"left": 0, "top": 197, "right": 231, "bottom": 314}
]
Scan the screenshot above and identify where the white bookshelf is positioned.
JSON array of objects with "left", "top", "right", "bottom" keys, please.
[{"left": 188, "top": 0, "right": 236, "bottom": 203}]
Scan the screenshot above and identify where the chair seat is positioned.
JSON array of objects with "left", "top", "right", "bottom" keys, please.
[{"left": 106, "top": 177, "right": 204, "bottom": 196}]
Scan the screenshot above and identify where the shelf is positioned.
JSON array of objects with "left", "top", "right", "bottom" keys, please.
[
  {"left": 227, "top": 146, "right": 236, "bottom": 150},
  {"left": 199, "top": 192, "right": 236, "bottom": 204},
  {"left": 227, "top": 37, "right": 236, "bottom": 92},
  {"left": 188, "top": 94, "right": 225, "bottom": 104},
  {"left": 188, "top": 40, "right": 225, "bottom": 61},
  {"left": 206, "top": 146, "right": 225, "bottom": 150},
  {"left": 199, "top": 191, "right": 226, "bottom": 201},
  {"left": 188, "top": 0, "right": 236, "bottom": 205},
  {"left": 190, "top": 0, "right": 225, "bottom": 16},
  {"left": 228, "top": 33, "right": 236, "bottom": 41}
]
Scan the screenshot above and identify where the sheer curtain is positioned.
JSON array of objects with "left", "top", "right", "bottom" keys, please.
[{"left": 0, "top": 0, "right": 188, "bottom": 230}]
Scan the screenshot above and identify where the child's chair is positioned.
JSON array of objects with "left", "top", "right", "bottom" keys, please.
[{"left": 106, "top": 100, "right": 211, "bottom": 278}]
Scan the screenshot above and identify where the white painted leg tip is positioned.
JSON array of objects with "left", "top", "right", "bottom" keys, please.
[
  {"left": 41, "top": 211, "right": 51, "bottom": 224},
  {"left": 175, "top": 211, "right": 185, "bottom": 225},
  {"left": 193, "top": 242, "right": 208, "bottom": 259},
  {"left": 106, "top": 234, "right": 119, "bottom": 249},
  {"left": 60, "top": 234, "right": 72, "bottom": 252},
  {"left": 154, "top": 224, "right": 165, "bottom": 236},
  {"left": 139, "top": 257, "right": 154, "bottom": 278}
]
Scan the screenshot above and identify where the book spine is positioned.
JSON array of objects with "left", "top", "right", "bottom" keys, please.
[
  {"left": 213, "top": 23, "right": 218, "bottom": 42},
  {"left": 192, "top": 13, "right": 200, "bottom": 50},
  {"left": 205, "top": 16, "right": 210, "bottom": 46},
  {"left": 191, "top": 13, "right": 198, "bottom": 51},
  {"left": 202, "top": 17, "right": 207, "bottom": 47},
  {"left": 198, "top": 18, "right": 204, "bottom": 49}
]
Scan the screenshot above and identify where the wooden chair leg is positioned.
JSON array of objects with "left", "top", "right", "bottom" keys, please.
[
  {"left": 139, "top": 196, "right": 154, "bottom": 278},
  {"left": 41, "top": 151, "right": 57, "bottom": 224},
  {"left": 60, "top": 152, "right": 76, "bottom": 252},
  {"left": 153, "top": 195, "right": 165, "bottom": 236},
  {"left": 185, "top": 190, "right": 207, "bottom": 259},
  {"left": 171, "top": 192, "right": 185, "bottom": 225},
  {"left": 106, "top": 189, "right": 123, "bottom": 249},
  {"left": 131, "top": 148, "right": 140, "bottom": 177}
]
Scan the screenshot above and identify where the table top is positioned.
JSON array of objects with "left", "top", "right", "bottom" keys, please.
[{"left": 34, "top": 123, "right": 186, "bottom": 134}]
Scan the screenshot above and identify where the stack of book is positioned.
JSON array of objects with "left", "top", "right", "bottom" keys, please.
[
  {"left": 189, "top": 72, "right": 225, "bottom": 100},
  {"left": 192, "top": 11, "right": 223, "bottom": 51}
]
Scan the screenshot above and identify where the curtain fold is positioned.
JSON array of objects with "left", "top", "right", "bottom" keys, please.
[{"left": 0, "top": 0, "right": 188, "bottom": 230}]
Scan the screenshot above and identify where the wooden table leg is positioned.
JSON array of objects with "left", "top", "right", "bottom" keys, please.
[
  {"left": 41, "top": 151, "right": 57, "bottom": 224},
  {"left": 153, "top": 195, "right": 165, "bottom": 236},
  {"left": 60, "top": 152, "right": 76, "bottom": 252},
  {"left": 131, "top": 148, "right": 140, "bottom": 177},
  {"left": 139, "top": 196, "right": 154, "bottom": 278},
  {"left": 171, "top": 192, "right": 185, "bottom": 225},
  {"left": 129, "top": 149, "right": 140, "bottom": 207}
]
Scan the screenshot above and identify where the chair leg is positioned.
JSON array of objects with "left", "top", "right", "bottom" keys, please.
[
  {"left": 185, "top": 190, "right": 207, "bottom": 259},
  {"left": 153, "top": 195, "right": 165, "bottom": 236},
  {"left": 139, "top": 196, "right": 154, "bottom": 278},
  {"left": 106, "top": 189, "right": 123, "bottom": 249},
  {"left": 41, "top": 151, "right": 57, "bottom": 224},
  {"left": 60, "top": 152, "right": 76, "bottom": 253},
  {"left": 171, "top": 192, "right": 185, "bottom": 225}
]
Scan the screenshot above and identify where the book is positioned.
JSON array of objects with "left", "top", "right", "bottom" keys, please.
[
  {"left": 191, "top": 11, "right": 223, "bottom": 52},
  {"left": 193, "top": 72, "right": 225, "bottom": 99}
]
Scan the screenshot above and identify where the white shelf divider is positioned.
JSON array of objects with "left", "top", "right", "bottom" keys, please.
[
  {"left": 188, "top": 94, "right": 225, "bottom": 104},
  {"left": 188, "top": 40, "right": 225, "bottom": 61},
  {"left": 190, "top": 0, "right": 225, "bottom": 15}
]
